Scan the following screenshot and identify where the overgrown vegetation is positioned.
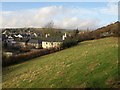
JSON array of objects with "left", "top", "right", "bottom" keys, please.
[{"left": 61, "top": 38, "right": 78, "bottom": 48}]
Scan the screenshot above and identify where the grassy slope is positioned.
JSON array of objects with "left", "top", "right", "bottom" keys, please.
[{"left": 2, "top": 37, "right": 118, "bottom": 88}]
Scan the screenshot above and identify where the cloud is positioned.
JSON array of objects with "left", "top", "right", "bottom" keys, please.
[
  {"left": 2, "top": 6, "right": 65, "bottom": 28},
  {"left": 100, "top": 2, "right": 118, "bottom": 15},
  {"left": 1, "top": 3, "right": 118, "bottom": 30},
  {"left": 54, "top": 17, "right": 100, "bottom": 30}
]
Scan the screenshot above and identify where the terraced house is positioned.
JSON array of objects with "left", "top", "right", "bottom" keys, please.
[{"left": 42, "top": 37, "right": 63, "bottom": 49}]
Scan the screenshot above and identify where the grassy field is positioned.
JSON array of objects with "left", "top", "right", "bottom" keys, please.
[{"left": 2, "top": 37, "right": 119, "bottom": 88}]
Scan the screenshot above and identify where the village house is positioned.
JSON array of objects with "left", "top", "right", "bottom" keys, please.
[
  {"left": 17, "top": 38, "right": 42, "bottom": 49},
  {"left": 42, "top": 40, "right": 63, "bottom": 49},
  {"left": 62, "top": 33, "right": 67, "bottom": 40},
  {"left": 27, "top": 39, "right": 42, "bottom": 49},
  {"left": 14, "top": 34, "right": 23, "bottom": 38},
  {"left": 42, "top": 35, "right": 64, "bottom": 49},
  {"left": 2, "top": 28, "right": 69, "bottom": 50},
  {"left": 3, "top": 52, "right": 13, "bottom": 57},
  {"left": 42, "top": 33, "right": 68, "bottom": 49},
  {"left": 3, "top": 35, "right": 17, "bottom": 47}
]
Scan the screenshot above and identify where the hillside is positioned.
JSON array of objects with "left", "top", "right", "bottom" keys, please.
[
  {"left": 2, "top": 37, "right": 119, "bottom": 88},
  {"left": 97, "top": 21, "right": 119, "bottom": 31},
  {"left": 91, "top": 21, "right": 119, "bottom": 37},
  {"left": 76, "top": 21, "right": 119, "bottom": 43}
]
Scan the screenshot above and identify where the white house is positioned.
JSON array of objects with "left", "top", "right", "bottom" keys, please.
[
  {"left": 62, "top": 33, "right": 67, "bottom": 40},
  {"left": 42, "top": 41, "right": 62, "bottom": 49},
  {"left": 34, "top": 33, "right": 38, "bottom": 37},
  {"left": 8, "top": 36, "right": 13, "bottom": 39},
  {"left": 17, "top": 34, "right": 23, "bottom": 38},
  {"left": 42, "top": 37, "right": 63, "bottom": 49},
  {"left": 3, "top": 52, "right": 13, "bottom": 57},
  {"left": 14, "top": 34, "right": 23, "bottom": 40},
  {"left": 45, "top": 33, "right": 50, "bottom": 38},
  {"left": 2, "top": 30, "right": 7, "bottom": 34}
]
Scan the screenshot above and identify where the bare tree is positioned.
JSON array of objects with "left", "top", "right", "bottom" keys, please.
[{"left": 44, "top": 21, "right": 54, "bottom": 29}]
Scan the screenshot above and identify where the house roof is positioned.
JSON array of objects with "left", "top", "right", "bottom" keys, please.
[
  {"left": 15, "top": 38, "right": 42, "bottom": 44},
  {"left": 17, "top": 34, "right": 23, "bottom": 38},
  {"left": 42, "top": 36, "right": 63, "bottom": 42},
  {"left": 16, "top": 38, "right": 28, "bottom": 42},
  {"left": 28, "top": 39, "right": 42, "bottom": 44},
  {"left": 15, "top": 35, "right": 63, "bottom": 43}
]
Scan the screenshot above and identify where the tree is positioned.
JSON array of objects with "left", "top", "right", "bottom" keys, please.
[
  {"left": 44, "top": 21, "right": 54, "bottom": 29},
  {"left": 74, "top": 28, "right": 79, "bottom": 36},
  {"left": 25, "top": 38, "right": 30, "bottom": 45},
  {"left": 71, "top": 28, "right": 79, "bottom": 37}
]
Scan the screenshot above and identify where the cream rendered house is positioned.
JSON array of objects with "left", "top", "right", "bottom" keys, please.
[
  {"left": 42, "top": 33, "right": 68, "bottom": 49},
  {"left": 42, "top": 41, "right": 62, "bottom": 49},
  {"left": 42, "top": 36, "right": 63, "bottom": 49}
]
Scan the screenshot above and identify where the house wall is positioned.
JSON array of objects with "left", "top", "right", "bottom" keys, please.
[
  {"left": 3, "top": 52, "right": 13, "bottom": 57},
  {"left": 17, "top": 42, "right": 42, "bottom": 49},
  {"left": 28, "top": 43, "right": 42, "bottom": 49},
  {"left": 42, "top": 41, "right": 62, "bottom": 49},
  {"left": 18, "top": 42, "right": 26, "bottom": 47}
]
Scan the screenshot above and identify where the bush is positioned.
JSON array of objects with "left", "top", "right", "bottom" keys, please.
[{"left": 61, "top": 38, "right": 78, "bottom": 48}]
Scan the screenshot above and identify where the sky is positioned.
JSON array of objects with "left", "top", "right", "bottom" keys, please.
[{"left": 0, "top": 2, "right": 118, "bottom": 30}]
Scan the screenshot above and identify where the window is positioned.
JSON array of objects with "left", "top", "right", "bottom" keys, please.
[{"left": 51, "top": 42, "right": 53, "bottom": 45}]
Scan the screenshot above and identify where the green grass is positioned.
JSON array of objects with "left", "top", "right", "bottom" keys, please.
[{"left": 2, "top": 37, "right": 119, "bottom": 88}]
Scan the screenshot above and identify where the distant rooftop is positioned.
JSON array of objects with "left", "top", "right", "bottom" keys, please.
[{"left": 42, "top": 36, "right": 63, "bottom": 42}]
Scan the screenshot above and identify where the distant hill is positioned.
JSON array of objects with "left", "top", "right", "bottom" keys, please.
[
  {"left": 78, "top": 21, "right": 119, "bottom": 42},
  {"left": 97, "top": 21, "right": 119, "bottom": 31},
  {"left": 92, "top": 21, "right": 119, "bottom": 37}
]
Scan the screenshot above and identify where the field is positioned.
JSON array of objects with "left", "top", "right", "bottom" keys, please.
[{"left": 2, "top": 37, "right": 119, "bottom": 88}]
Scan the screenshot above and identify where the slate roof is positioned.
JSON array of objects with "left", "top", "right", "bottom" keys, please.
[
  {"left": 15, "top": 38, "right": 42, "bottom": 44},
  {"left": 14, "top": 35, "right": 63, "bottom": 43},
  {"left": 28, "top": 39, "right": 42, "bottom": 44},
  {"left": 16, "top": 38, "right": 28, "bottom": 42},
  {"left": 42, "top": 36, "right": 63, "bottom": 42}
]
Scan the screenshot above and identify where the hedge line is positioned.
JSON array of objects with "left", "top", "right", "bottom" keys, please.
[{"left": 2, "top": 47, "right": 62, "bottom": 67}]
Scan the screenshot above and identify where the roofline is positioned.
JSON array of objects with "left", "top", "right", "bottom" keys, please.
[{"left": 42, "top": 41, "right": 63, "bottom": 42}]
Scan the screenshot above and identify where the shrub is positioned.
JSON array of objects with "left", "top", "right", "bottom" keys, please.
[{"left": 61, "top": 38, "right": 78, "bottom": 48}]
